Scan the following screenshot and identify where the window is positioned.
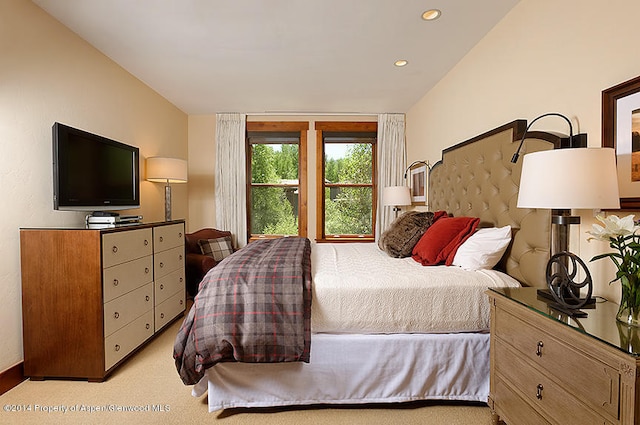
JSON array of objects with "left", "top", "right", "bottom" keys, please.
[
  {"left": 315, "top": 122, "right": 377, "bottom": 242},
  {"left": 246, "top": 122, "right": 308, "bottom": 241}
]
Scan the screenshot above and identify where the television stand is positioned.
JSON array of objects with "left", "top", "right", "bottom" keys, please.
[{"left": 20, "top": 221, "right": 186, "bottom": 381}]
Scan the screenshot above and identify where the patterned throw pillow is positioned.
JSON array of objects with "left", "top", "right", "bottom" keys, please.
[
  {"left": 378, "top": 210, "right": 448, "bottom": 258},
  {"left": 198, "top": 236, "right": 234, "bottom": 262}
]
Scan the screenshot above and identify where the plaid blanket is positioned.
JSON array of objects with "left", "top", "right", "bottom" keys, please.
[{"left": 174, "top": 237, "right": 312, "bottom": 385}]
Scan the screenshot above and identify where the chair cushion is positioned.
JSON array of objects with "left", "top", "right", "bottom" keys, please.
[
  {"left": 185, "top": 228, "right": 232, "bottom": 254},
  {"left": 198, "top": 236, "right": 234, "bottom": 262}
]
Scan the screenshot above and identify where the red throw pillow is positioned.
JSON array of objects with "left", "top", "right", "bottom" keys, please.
[{"left": 411, "top": 216, "right": 480, "bottom": 266}]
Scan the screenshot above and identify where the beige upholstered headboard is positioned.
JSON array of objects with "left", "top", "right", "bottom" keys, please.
[{"left": 429, "top": 120, "right": 563, "bottom": 288}]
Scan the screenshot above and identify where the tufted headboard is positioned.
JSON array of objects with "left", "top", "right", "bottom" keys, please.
[{"left": 429, "top": 120, "right": 563, "bottom": 288}]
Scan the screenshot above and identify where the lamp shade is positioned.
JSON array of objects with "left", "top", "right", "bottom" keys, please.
[
  {"left": 146, "top": 157, "right": 188, "bottom": 183},
  {"left": 383, "top": 186, "right": 411, "bottom": 206},
  {"left": 517, "top": 148, "right": 620, "bottom": 210}
]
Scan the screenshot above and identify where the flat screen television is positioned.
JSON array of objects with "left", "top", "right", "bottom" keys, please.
[{"left": 53, "top": 122, "right": 140, "bottom": 212}]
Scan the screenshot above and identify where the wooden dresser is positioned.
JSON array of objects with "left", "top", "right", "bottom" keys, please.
[
  {"left": 20, "top": 220, "right": 186, "bottom": 382},
  {"left": 488, "top": 287, "right": 640, "bottom": 425}
]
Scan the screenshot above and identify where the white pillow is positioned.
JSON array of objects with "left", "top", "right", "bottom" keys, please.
[{"left": 452, "top": 225, "right": 512, "bottom": 270}]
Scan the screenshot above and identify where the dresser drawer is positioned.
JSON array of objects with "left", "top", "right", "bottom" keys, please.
[
  {"left": 154, "top": 245, "right": 184, "bottom": 279},
  {"left": 102, "top": 228, "right": 153, "bottom": 268},
  {"left": 495, "top": 307, "right": 619, "bottom": 420},
  {"left": 155, "top": 268, "right": 185, "bottom": 305},
  {"left": 495, "top": 341, "right": 616, "bottom": 425},
  {"left": 103, "top": 283, "right": 154, "bottom": 337},
  {"left": 154, "top": 223, "right": 184, "bottom": 252},
  {"left": 104, "top": 310, "right": 154, "bottom": 370},
  {"left": 155, "top": 290, "right": 185, "bottom": 331},
  {"left": 492, "top": 375, "right": 551, "bottom": 425},
  {"left": 103, "top": 255, "right": 153, "bottom": 302}
]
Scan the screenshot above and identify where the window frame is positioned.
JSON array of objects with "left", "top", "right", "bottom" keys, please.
[
  {"left": 315, "top": 121, "right": 378, "bottom": 242},
  {"left": 246, "top": 121, "right": 308, "bottom": 241}
]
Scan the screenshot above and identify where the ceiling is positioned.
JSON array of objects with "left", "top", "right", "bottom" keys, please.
[{"left": 32, "top": 0, "right": 521, "bottom": 115}]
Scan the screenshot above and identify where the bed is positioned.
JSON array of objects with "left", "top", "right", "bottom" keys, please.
[{"left": 175, "top": 120, "right": 563, "bottom": 412}]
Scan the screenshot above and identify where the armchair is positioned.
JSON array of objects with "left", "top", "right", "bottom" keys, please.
[{"left": 184, "top": 228, "right": 234, "bottom": 297}]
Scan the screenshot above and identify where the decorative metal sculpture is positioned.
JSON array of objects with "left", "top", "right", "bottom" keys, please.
[{"left": 545, "top": 252, "right": 593, "bottom": 315}]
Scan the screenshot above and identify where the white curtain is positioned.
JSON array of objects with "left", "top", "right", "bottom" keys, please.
[
  {"left": 375, "top": 113, "right": 407, "bottom": 241},
  {"left": 215, "top": 113, "right": 247, "bottom": 247}
]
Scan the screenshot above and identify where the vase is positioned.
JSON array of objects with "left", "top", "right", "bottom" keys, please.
[
  {"left": 616, "top": 274, "right": 640, "bottom": 327},
  {"left": 617, "top": 321, "right": 640, "bottom": 354}
]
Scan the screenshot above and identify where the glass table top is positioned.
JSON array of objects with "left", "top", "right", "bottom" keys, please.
[{"left": 489, "top": 286, "right": 640, "bottom": 358}]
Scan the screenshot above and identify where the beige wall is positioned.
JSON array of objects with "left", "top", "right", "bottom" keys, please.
[
  {"left": 0, "top": 0, "right": 187, "bottom": 374},
  {"left": 406, "top": 0, "right": 640, "bottom": 301},
  {"left": 187, "top": 114, "right": 377, "bottom": 240},
  {"left": 187, "top": 115, "right": 217, "bottom": 232}
]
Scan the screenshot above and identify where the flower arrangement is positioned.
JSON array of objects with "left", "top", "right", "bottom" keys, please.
[{"left": 587, "top": 214, "right": 640, "bottom": 326}]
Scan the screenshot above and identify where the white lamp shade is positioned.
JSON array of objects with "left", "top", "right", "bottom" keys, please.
[
  {"left": 146, "top": 157, "right": 188, "bottom": 183},
  {"left": 383, "top": 186, "right": 411, "bottom": 206},
  {"left": 517, "top": 147, "right": 620, "bottom": 210}
]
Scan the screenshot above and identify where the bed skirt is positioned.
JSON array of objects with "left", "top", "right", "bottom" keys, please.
[{"left": 193, "top": 331, "right": 490, "bottom": 412}]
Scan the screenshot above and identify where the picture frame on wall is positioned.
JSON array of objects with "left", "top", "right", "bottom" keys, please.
[
  {"left": 409, "top": 164, "right": 427, "bottom": 205},
  {"left": 602, "top": 75, "right": 640, "bottom": 209}
]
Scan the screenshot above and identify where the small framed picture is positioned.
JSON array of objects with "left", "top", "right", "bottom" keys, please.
[
  {"left": 410, "top": 164, "right": 427, "bottom": 205},
  {"left": 602, "top": 75, "right": 640, "bottom": 209}
]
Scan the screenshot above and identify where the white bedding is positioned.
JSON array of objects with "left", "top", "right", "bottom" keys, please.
[
  {"left": 192, "top": 242, "right": 519, "bottom": 411},
  {"left": 196, "top": 331, "right": 490, "bottom": 411},
  {"left": 311, "top": 243, "right": 520, "bottom": 333}
]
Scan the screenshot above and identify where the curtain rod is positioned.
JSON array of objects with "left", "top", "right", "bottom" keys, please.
[{"left": 243, "top": 112, "right": 383, "bottom": 117}]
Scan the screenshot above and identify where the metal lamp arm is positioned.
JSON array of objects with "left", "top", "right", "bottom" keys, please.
[
  {"left": 403, "top": 160, "right": 430, "bottom": 179},
  {"left": 511, "top": 113, "right": 574, "bottom": 163}
]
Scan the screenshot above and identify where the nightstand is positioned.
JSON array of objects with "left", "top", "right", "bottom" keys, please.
[{"left": 488, "top": 287, "right": 640, "bottom": 425}]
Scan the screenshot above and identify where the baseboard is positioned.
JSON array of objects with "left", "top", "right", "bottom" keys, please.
[{"left": 0, "top": 362, "right": 26, "bottom": 396}]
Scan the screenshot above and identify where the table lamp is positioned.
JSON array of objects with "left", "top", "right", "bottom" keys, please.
[
  {"left": 146, "top": 157, "right": 188, "bottom": 221},
  {"left": 517, "top": 147, "right": 620, "bottom": 315},
  {"left": 383, "top": 186, "right": 411, "bottom": 217}
]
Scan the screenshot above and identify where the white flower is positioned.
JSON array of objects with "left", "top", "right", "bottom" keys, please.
[{"left": 587, "top": 214, "right": 639, "bottom": 242}]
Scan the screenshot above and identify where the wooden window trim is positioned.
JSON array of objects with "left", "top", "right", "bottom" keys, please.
[
  {"left": 315, "top": 122, "right": 378, "bottom": 132},
  {"left": 247, "top": 121, "right": 309, "bottom": 132},
  {"left": 315, "top": 121, "right": 378, "bottom": 243},
  {"left": 246, "top": 121, "right": 308, "bottom": 241}
]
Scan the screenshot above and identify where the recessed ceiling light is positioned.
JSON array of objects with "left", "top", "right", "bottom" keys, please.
[
  {"left": 422, "top": 9, "right": 441, "bottom": 21},
  {"left": 394, "top": 60, "right": 408, "bottom": 67}
]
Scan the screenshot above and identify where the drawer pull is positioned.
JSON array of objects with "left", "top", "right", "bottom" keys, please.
[
  {"left": 145, "top": 295, "right": 150, "bottom": 302},
  {"left": 160, "top": 313, "right": 165, "bottom": 319},
  {"left": 179, "top": 277, "right": 183, "bottom": 283},
  {"left": 145, "top": 267, "right": 150, "bottom": 274},
  {"left": 536, "top": 341, "right": 544, "bottom": 357},
  {"left": 160, "top": 236, "right": 164, "bottom": 242},
  {"left": 160, "top": 284, "right": 164, "bottom": 290},
  {"left": 179, "top": 299, "right": 183, "bottom": 305},
  {"left": 113, "top": 279, "right": 119, "bottom": 286},
  {"left": 144, "top": 239, "right": 149, "bottom": 246},
  {"left": 160, "top": 262, "right": 164, "bottom": 268},
  {"left": 114, "top": 312, "right": 120, "bottom": 319},
  {"left": 115, "top": 344, "right": 121, "bottom": 352},
  {"left": 536, "top": 384, "right": 543, "bottom": 400},
  {"left": 146, "top": 323, "right": 150, "bottom": 330},
  {"left": 179, "top": 232, "right": 183, "bottom": 238},
  {"left": 179, "top": 254, "right": 183, "bottom": 260},
  {"left": 112, "top": 246, "right": 118, "bottom": 253}
]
